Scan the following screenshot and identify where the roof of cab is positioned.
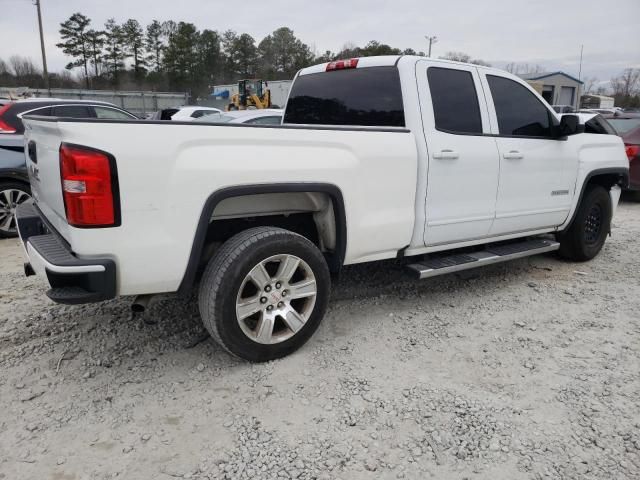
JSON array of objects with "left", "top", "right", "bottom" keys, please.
[{"left": 297, "top": 55, "right": 515, "bottom": 78}]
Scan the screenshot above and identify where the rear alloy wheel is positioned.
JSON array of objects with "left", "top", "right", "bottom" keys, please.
[
  {"left": 199, "top": 227, "right": 330, "bottom": 362},
  {"left": 0, "top": 182, "right": 31, "bottom": 239},
  {"left": 235, "top": 254, "right": 318, "bottom": 345},
  {"left": 557, "top": 185, "right": 611, "bottom": 261}
]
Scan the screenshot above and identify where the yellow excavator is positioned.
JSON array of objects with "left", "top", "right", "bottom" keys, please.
[{"left": 226, "top": 79, "right": 272, "bottom": 111}]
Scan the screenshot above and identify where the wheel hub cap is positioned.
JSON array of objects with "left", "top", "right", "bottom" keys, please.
[{"left": 235, "top": 254, "right": 317, "bottom": 345}]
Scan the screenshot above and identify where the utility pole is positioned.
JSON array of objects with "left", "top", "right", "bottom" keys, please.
[
  {"left": 425, "top": 35, "right": 438, "bottom": 57},
  {"left": 578, "top": 44, "right": 584, "bottom": 82},
  {"left": 577, "top": 44, "right": 584, "bottom": 109},
  {"left": 34, "top": 0, "right": 50, "bottom": 95}
]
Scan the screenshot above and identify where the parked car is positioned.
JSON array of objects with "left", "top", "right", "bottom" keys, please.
[
  {"left": 570, "top": 112, "right": 618, "bottom": 135},
  {"left": 166, "top": 106, "right": 223, "bottom": 121},
  {"left": 0, "top": 99, "right": 137, "bottom": 237},
  {"left": 17, "top": 56, "right": 628, "bottom": 361},
  {"left": 601, "top": 113, "right": 640, "bottom": 193},
  {"left": 552, "top": 105, "right": 575, "bottom": 113},
  {"left": 193, "top": 109, "right": 283, "bottom": 125}
]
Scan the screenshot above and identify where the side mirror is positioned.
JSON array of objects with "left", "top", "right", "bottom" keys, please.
[{"left": 557, "top": 114, "right": 582, "bottom": 137}]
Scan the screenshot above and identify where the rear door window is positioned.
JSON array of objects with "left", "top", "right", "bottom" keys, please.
[
  {"left": 487, "top": 75, "right": 553, "bottom": 137},
  {"left": 427, "top": 67, "right": 482, "bottom": 134},
  {"left": 21, "top": 106, "right": 53, "bottom": 117},
  {"left": 53, "top": 105, "right": 95, "bottom": 118},
  {"left": 284, "top": 66, "right": 405, "bottom": 127},
  {"left": 93, "top": 106, "right": 135, "bottom": 119}
]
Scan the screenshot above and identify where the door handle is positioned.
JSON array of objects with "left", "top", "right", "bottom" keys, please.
[
  {"left": 503, "top": 150, "right": 524, "bottom": 160},
  {"left": 433, "top": 149, "right": 459, "bottom": 160}
]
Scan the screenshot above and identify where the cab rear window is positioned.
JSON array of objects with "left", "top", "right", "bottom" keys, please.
[{"left": 284, "top": 66, "right": 405, "bottom": 127}]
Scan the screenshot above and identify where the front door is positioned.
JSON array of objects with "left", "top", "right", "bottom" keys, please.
[
  {"left": 417, "top": 62, "right": 500, "bottom": 246},
  {"left": 480, "top": 73, "right": 577, "bottom": 235}
]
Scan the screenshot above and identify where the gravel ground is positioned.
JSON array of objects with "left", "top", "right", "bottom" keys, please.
[{"left": 0, "top": 199, "right": 639, "bottom": 480}]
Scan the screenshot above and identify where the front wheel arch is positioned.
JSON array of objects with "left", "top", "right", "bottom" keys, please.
[{"left": 562, "top": 168, "right": 627, "bottom": 232}]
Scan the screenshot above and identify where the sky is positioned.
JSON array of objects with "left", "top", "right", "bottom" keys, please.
[{"left": 1, "top": 0, "right": 639, "bottom": 87}]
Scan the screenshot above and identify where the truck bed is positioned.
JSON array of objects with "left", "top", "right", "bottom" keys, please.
[{"left": 23, "top": 117, "right": 418, "bottom": 295}]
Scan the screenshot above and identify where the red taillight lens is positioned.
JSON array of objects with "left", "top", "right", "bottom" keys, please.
[
  {"left": 625, "top": 144, "right": 639, "bottom": 162},
  {"left": 326, "top": 58, "right": 359, "bottom": 71},
  {"left": 0, "top": 103, "right": 16, "bottom": 133},
  {"left": 59, "top": 144, "right": 119, "bottom": 227}
]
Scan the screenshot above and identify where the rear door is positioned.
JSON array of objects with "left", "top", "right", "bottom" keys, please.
[
  {"left": 417, "top": 62, "right": 500, "bottom": 246},
  {"left": 480, "top": 73, "right": 577, "bottom": 235}
]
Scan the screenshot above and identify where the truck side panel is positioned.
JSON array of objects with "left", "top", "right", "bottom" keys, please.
[{"left": 23, "top": 120, "right": 418, "bottom": 295}]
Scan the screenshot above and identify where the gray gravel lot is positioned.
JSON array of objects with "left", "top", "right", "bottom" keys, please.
[{"left": 0, "top": 199, "right": 639, "bottom": 480}]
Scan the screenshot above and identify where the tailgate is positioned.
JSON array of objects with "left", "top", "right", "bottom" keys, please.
[{"left": 22, "top": 117, "right": 71, "bottom": 240}]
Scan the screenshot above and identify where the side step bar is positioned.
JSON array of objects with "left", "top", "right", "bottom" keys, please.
[{"left": 407, "top": 239, "right": 560, "bottom": 279}]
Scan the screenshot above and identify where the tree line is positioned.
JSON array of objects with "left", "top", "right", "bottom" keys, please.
[
  {"left": 50, "top": 13, "right": 433, "bottom": 97},
  {"left": 1, "top": 12, "right": 638, "bottom": 108}
]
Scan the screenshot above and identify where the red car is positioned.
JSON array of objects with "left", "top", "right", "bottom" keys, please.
[{"left": 604, "top": 114, "right": 640, "bottom": 194}]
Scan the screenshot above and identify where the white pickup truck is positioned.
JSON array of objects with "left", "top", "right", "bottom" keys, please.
[{"left": 17, "top": 56, "right": 629, "bottom": 361}]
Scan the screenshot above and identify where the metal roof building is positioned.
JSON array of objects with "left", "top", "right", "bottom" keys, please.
[{"left": 518, "top": 71, "right": 584, "bottom": 109}]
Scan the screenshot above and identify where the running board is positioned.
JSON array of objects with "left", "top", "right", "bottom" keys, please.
[{"left": 407, "top": 239, "right": 560, "bottom": 279}]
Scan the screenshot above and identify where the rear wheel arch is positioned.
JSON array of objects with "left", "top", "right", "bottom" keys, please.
[{"left": 178, "top": 183, "right": 347, "bottom": 293}]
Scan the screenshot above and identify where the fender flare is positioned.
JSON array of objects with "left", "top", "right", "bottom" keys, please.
[
  {"left": 178, "top": 182, "right": 347, "bottom": 293},
  {"left": 563, "top": 167, "right": 629, "bottom": 231}
]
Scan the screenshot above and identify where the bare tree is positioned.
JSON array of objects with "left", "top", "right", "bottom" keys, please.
[
  {"left": 439, "top": 51, "right": 491, "bottom": 66},
  {"left": 503, "top": 62, "right": 544, "bottom": 75},
  {"left": 610, "top": 68, "right": 640, "bottom": 97},
  {"left": 9, "top": 56, "right": 40, "bottom": 77},
  {"left": 582, "top": 76, "right": 598, "bottom": 94}
]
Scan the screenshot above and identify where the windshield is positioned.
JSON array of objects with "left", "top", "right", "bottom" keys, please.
[{"left": 608, "top": 118, "right": 640, "bottom": 135}]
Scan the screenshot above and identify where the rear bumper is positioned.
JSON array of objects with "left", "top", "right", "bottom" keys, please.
[{"left": 16, "top": 202, "right": 116, "bottom": 304}]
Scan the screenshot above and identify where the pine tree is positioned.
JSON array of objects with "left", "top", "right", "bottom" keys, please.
[
  {"left": 103, "top": 19, "right": 127, "bottom": 86},
  {"left": 145, "top": 20, "right": 164, "bottom": 73},
  {"left": 56, "top": 13, "right": 92, "bottom": 88},
  {"left": 122, "top": 19, "right": 146, "bottom": 81},
  {"left": 85, "top": 29, "right": 105, "bottom": 78}
]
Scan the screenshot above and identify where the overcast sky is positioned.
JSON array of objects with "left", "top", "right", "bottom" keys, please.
[{"left": 1, "top": 0, "right": 638, "bottom": 85}]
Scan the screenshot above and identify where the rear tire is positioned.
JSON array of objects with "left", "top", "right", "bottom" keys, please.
[
  {"left": 557, "top": 184, "right": 611, "bottom": 261},
  {"left": 0, "top": 181, "right": 31, "bottom": 239},
  {"left": 198, "top": 227, "right": 331, "bottom": 362}
]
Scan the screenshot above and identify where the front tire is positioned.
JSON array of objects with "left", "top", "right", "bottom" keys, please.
[
  {"left": 557, "top": 185, "right": 611, "bottom": 261},
  {"left": 0, "top": 182, "right": 31, "bottom": 239},
  {"left": 198, "top": 227, "right": 331, "bottom": 362}
]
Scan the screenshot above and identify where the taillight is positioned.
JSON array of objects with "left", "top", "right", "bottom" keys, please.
[
  {"left": 625, "top": 144, "right": 639, "bottom": 162},
  {"left": 59, "top": 144, "right": 120, "bottom": 227},
  {"left": 326, "top": 58, "right": 359, "bottom": 71},
  {"left": 0, "top": 103, "right": 16, "bottom": 133}
]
